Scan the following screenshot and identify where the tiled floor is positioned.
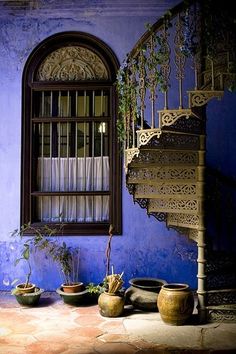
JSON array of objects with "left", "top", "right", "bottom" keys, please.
[{"left": 0, "top": 291, "right": 236, "bottom": 354}]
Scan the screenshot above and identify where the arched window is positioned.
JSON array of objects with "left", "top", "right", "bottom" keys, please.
[{"left": 22, "top": 32, "right": 121, "bottom": 235}]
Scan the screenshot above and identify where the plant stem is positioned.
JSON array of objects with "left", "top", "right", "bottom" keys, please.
[{"left": 25, "top": 260, "right": 32, "bottom": 288}]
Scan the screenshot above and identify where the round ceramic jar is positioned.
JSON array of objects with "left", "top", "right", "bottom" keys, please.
[
  {"left": 157, "top": 283, "right": 194, "bottom": 325},
  {"left": 98, "top": 291, "right": 125, "bottom": 317}
]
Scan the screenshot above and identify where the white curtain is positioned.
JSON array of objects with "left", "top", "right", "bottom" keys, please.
[{"left": 37, "top": 157, "right": 109, "bottom": 222}]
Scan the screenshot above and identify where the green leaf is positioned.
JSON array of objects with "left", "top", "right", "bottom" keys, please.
[{"left": 22, "top": 245, "right": 30, "bottom": 260}]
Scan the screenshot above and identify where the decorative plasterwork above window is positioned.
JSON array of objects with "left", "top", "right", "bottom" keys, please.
[{"left": 37, "top": 46, "right": 109, "bottom": 81}]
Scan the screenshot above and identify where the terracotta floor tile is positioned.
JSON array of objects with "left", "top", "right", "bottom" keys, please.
[
  {"left": 1, "top": 333, "right": 37, "bottom": 346},
  {"left": 0, "top": 345, "right": 26, "bottom": 353},
  {"left": 30, "top": 317, "right": 76, "bottom": 332},
  {"left": 26, "top": 341, "right": 69, "bottom": 354},
  {"left": 61, "top": 348, "right": 97, "bottom": 354},
  {"left": 99, "top": 319, "right": 127, "bottom": 334},
  {"left": 0, "top": 326, "right": 12, "bottom": 336},
  {"left": 94, "top": 341, "right": 138, "bottom": 354},
  {"left": 7, "top": 323, "right": 37, "bottom": 334},
  {"left": 34, "top": 330, "right": 71, "bottom": 342},
  {"left": 69, "top": 326, "right": 103, "bottom": 338},
  {"left": 99, "top": 333, "right": 131, "bottom": 343},
  {"left": 63, "top": 334, "right": 96, "bottom": 347},
  {"left": 74, "top": 305, "right": 99, "bottom": 315},
  {"left": 75, "top": 315, "right": 104, "bottom": 327}
]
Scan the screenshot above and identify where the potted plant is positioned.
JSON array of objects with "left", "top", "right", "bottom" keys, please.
[
  {"left": 97, "top": 225, "right": 125, "bottom": 317},
  {"left": 49, "top": 243, "right": 83, "bottom": 294},
  {"left": 55, "top": 246, "right": 87, "bottom": 306},
  {"left": 10, "top": 226, "right": 44, "bottom": 306},
  {"left": 85, "top": 282, "right": 106, "bottom": 304}
]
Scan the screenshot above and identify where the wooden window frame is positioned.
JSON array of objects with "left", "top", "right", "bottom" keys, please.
[{"left": 21, "top": 32, "right": 122, "bottom": 235}]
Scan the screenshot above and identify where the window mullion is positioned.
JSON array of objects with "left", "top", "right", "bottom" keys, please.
[
  {"left": 92, "top": 91, "right": 95, "bottom": 221},
  {"left": 100, "top": 89, "right": 104, "bottom": 219},
  {"left": 41, "top": 122, "right": 44, "bottom": 221},
  {"left": 75, "top": 90, "right": 78, "bottom": 222},
  {"left": 67, "top": 120, "right": 69, "bottom": 221},
  {"left": 84, "top": 90, "right": 87, "bottom": 222}
]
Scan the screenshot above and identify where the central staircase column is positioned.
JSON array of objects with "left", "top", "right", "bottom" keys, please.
[{"left": 197, "top": 134, "right": 207, "bottom": 323}]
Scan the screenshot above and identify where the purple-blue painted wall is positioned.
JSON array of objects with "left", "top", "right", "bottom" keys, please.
[
  {"left": 206, "top": 91, "right": 236, "bottom": 252},
  {"left": 2, "top": 0, "right": 233, "bottom": 292}
]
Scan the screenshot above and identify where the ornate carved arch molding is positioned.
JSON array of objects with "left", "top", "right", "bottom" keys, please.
[{"left": 36, "top": 46, "right": 109, "bottom": 81}]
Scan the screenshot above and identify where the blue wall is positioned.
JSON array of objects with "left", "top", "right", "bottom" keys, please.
[
  {"left": 206, "top": 91, "right": 236, "bottom": 252},
  {"left": 0, "top": 0, "right": 212, "bottom": 292}
]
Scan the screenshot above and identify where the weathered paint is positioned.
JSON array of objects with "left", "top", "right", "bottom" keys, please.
[{"left": 1, "top": 0, "right": 234, "bottom": 292}]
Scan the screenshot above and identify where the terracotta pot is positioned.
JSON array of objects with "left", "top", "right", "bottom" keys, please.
[
  {"left": 157, "top": 283, "right": 194, "bottom": 325},
  {"left": 125, "top": 277, "right": 167, "bottom": 311},
  {"left": 98, "top": 291, "right": 125, "bottom": 317},
  {"left": 16, "top": 283, "right": 36, "bottom": 294},
  {"left": 62, "top": 282, "right": 84, "bottom": 293}
]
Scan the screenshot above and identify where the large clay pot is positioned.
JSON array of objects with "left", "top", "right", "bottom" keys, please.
[
  {"left": 157, "top": 283, "right": 194, "bottom": 325},
  {"left": 98, "top": 292, "right": 125, "bottom": 317},
  {"left": 125, "top": 278, "right": 167, "bottom": 311}
]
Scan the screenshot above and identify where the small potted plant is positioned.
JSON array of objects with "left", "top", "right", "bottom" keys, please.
[
  {"left": 85, "top": 281, "right": 107, "bottom": 304},
  {"left": 55, "top": 246, "right": 87, "bottom": 306},
  {"left": 11, "top": 226, "right": 44, "bottom": 306},
  {"left": 97, "top": 225, "right": 125, "bottom": 317}
]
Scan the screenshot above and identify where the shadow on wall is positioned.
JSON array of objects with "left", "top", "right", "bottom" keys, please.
[{"left": 206, "top": 166, "right": 236, "bottom": 253}]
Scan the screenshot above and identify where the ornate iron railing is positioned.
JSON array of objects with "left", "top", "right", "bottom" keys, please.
[{"left": 117, "top": 0, "right": 236, "bottom": 324}]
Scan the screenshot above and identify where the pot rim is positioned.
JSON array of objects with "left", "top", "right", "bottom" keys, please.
[
  {"left": 61, "top": 282, "right": 83, "bottom": 288},
  {"left": 104, "top": 291, "right": 124, "bottom": 296},
  {"left": 161, "top": 283, "right": 190, "bottom": 291},
  {"left": 129, "top": 277, "right": 167, "bottom": 290},
  {"left": 16, "top": 283, "right": 35, "bottom": 289},
  {"left": 15, "top": 287, "right": 44, "bottom": 297},
  {"left": 56, "top": 287, "right": 88, "bottom": 296}
]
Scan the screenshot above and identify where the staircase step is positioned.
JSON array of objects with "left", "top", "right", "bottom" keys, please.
[
  {"left": 130, "top": 149, "right": 199, "bottom": 168},
  {"left": 167, "top": 213, "right": 199, "bottom": 229},
  {"left": 137, "top": 128, "right": 162, "bottom": 147},
  {"left": 128, "top": 166, "right": 198, "bottom": 184},
  {"left": 141, "top": 130, "right": 201, "bottom": 150},
  {"left": 206, "top": 304, "right": 236, "bottom": 323},
  {"left": 158, "top": 108, "right": 200, "bottom": 129},
  {"left": 148, "top": 198, "right": 199, "bottom": 214},
  {"left": 188, "top": 90, "right": 224, "bottom": 108},
  {"left": 134, "top": 182, "right": 198, "bottom": 199}
]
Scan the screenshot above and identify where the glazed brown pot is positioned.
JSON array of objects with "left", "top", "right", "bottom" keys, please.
[
  {"left": 157, "top": 283, "right": 194, "bottom": 325},
  {"left": 98, "top": 291, "right": 125, "bottom": 317},
  {"left": 62, "top": 282, "right": 84, "bottom": 293}
]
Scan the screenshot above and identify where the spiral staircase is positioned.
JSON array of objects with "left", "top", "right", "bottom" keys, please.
[{"left": 119, "top": 1, "right": 236, "bottom": 323}]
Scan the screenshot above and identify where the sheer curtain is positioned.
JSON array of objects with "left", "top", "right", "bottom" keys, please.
[{"left": 37, "top": 156, "right": 109, "bottom": 222}]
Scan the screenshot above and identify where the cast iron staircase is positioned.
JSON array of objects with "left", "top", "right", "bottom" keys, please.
[{"left": 117, "top": 0, "right": 236, "bottom": 323}]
